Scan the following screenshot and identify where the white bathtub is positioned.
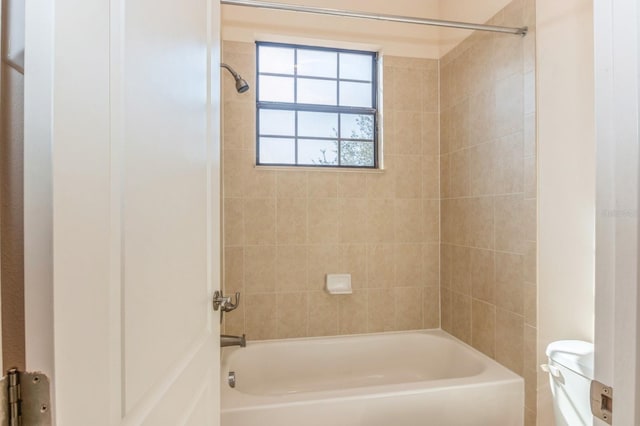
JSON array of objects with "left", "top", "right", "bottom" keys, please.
[{"left": 221, "top": 330, "right": 524, "bottom": 426}]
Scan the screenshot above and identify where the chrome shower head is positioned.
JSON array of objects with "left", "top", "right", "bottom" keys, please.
[{"left": 221, "top": 63, "right": 250, "bottom": 93}]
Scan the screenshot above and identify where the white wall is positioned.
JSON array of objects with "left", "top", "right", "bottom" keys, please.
[
  {"left": 536, "top": 0, "right": 595, "bottom": 423},
  {"left": 438, "top": 0, "right": 513, "bottom": 55},
  {"left": 24, "top": 0, "right": 55, "bottom": 396}
]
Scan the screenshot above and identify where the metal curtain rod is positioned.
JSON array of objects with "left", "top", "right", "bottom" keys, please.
[{"left": 221, "top": 0, "right": 528, "bottom": 36}]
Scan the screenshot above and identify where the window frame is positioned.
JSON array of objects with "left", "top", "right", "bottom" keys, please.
[{"left": 255, "top": 41, "right": 379, "bottom": 169}]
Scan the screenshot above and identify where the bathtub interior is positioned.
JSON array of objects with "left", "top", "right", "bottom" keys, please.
[
  {"left": 223, "top": 331, "right": 487, "bottom": 396},
  {"left": 220, "top": 330, "right": 524, "bottom": 426}
]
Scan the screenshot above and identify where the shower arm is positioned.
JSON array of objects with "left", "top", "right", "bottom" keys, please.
[
  {"left": 220, "top": 63, "right": 240, "bottom": 79},
  {"left": 220, "top": 63, "right": 250, "bottom": 93}
]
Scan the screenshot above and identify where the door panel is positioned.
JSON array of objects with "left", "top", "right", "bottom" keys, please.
[
  {"left": 44, "top": 0, "right": 221, "bottom": 424},
  {"left": 120, "top": 0, "right": 222, "bottom": 421},
  {"left": 129, "top": 341, "right": 215, "bottom": 426},
  {"left": 122, "top": 0, "right": 213, "bottom": 410},
  {"left": 594, "top": 0, "right": 640, "bottom": 424}
]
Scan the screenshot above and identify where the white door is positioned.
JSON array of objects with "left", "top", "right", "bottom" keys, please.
[
  {"left": 594, "top": 0, "right": 640, "bottom": 424},
  {"left": 24, "top": 0, "right": 222, "bottom": 424}
]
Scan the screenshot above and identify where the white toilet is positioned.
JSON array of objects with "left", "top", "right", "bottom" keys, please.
[{"left": 542, "top": 340, "right": 594, "bottom": 426}]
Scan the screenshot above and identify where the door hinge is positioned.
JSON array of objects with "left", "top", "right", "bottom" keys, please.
[
  {"left": 590, "top": 379, "right": 613, "bottom": 425},
  {"left": 0, "top": 369, "right": 51, "bottom": 426}
]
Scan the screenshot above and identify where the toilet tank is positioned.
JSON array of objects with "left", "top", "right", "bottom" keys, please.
[{"left": 543, "top": 340, "right": 594, "bottom": 426}]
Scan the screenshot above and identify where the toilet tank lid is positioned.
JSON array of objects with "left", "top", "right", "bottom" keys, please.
[{"left": 546, "top": 340, "right": 594, "bottom": 379}]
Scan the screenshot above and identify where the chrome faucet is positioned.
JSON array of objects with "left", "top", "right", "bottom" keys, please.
[
  {"left": 221, "top": 334, "right": 246, "bottom": 348},
  {"left": 212, "top": 290, "right": 240, "bottom": 313},
  {"left": 213, "top": 291, "right": 246, "bottom": 348}
]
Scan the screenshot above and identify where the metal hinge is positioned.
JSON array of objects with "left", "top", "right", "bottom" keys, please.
[
  {"left": 0, "top": 369, "right": 51, "bottom": 426},
  {"left": 591, "top": 380, "right": 613, "bottom": 425}
]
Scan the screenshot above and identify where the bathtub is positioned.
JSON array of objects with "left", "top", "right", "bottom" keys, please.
[{"left": 221, "top": 330, "right": 524, "bottom": 426}]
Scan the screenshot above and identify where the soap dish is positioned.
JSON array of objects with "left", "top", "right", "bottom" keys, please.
[{"left": 325, "top": 274, "right": 352, "bottom": 295}]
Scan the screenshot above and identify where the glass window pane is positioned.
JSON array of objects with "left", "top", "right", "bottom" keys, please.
[
  {"left": 259, "top": 75, "right": 294, "bottom": 102},
  {"left": 298, "top": 78, "right": 337, "bottom": 105},
  {"left": 256, "top": 44, "right": 378, "bottom": 169},
  {"left": 339, "top": 81, "right": 372, "bottom": 107},
  {"left": 339, "top": 53, "right": 373, "bottom": 81},
  {"left": 298, "top": 111, "right": 338, "bottom": 138},
  {"left": 298, "top": 139, "right": 338, "bottom": 166},
  {"left": 340, "top": 141, "right": 375, "bottom": 167},
  {"left": 259, "top": 137, "right": 295, "bottom": 164},
  {"left": 259, "top": 110, "right": 295, "bottom": 136},
  {"left": 297, "top": 49, "right": 337, "bottom": 78},
  {"left": 341, "top": 114, "right": 375, "bottom": 140},
  {"left": 259, "top": 46, "right": 295, "bottom": 75}
]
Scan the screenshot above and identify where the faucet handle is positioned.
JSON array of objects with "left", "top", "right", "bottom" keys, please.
[
  {"left": 212, "top": 290, "right": 241, "bottom": 312},
  {"left": 212, "top": 290, "right": 230, "bottom": 311},
  {"left": 222, "top": 292, "right": 241, "bottom": 312}
]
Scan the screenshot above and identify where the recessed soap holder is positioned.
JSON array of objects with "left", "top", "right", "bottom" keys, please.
[{"left": 325, "top": 274, "right": 352, "bottom": 295}]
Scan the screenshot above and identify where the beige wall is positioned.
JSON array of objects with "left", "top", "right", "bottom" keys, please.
[
  {"left": 221, "top": 1, "right": 542, "bottom": 422},
  {"left": 536, "top": 0, "right": 595, "bottom": 424},
  {"left": 439, "top": 0, "right": 536, "bottom": 424},
  {"left": 1, "top": 61, "right": 25, "bottom": 371},
  {"left": 221, "top": 41, "right": 440, "bottom": 339},
  {"left": 438, "top": 0, "right": 514, "bottom": 55}
]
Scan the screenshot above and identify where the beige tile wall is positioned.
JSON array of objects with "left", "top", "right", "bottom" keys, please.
[
  {"left": 221, "top": 41, "right": 440, "bottom": 340},
  {"left": 439, "top": 0, "right": 537, "bottom": 424}
]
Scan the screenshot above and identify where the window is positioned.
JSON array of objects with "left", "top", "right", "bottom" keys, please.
[{"left": 256, "top": 42, "right": 378, "bottom": 168}]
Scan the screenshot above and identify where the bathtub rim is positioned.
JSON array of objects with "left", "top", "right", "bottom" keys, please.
[{"left": 221, "top": 328, "right": 524, "bottom": 412}]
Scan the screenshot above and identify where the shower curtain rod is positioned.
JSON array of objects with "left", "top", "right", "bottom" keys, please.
[{"left": 221, "top": 0, "right": 528, "bottom": 36}]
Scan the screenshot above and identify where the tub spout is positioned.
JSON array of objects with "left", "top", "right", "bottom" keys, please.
[{"left": 221, "top": 334, "right": 246, "bottom": 348}]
